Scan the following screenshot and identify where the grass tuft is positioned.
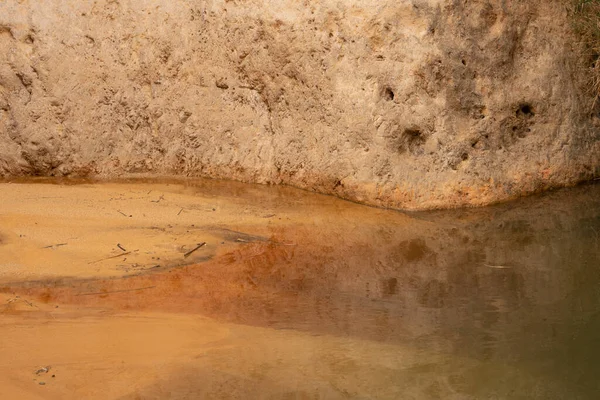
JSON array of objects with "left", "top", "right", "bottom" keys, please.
[{"left": 572, "top": 0, "right": 600, "bottom": 105}]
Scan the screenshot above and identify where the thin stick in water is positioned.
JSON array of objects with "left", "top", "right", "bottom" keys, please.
[{"left": 184, "top": 242, "right": 206, "bottom": 258}]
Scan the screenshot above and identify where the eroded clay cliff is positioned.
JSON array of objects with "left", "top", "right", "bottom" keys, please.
[{"left": 0, "top": 0, "right": 599, "bottom": 209}]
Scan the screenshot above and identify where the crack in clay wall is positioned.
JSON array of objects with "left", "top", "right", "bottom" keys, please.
[{"left": 0, "top": 0, "right": 599, "bottom": 210}]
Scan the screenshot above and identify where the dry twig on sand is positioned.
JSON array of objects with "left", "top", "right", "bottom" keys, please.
[
  {"left": 88, "top": 251, "right": 132, "bottom": 264},
  {"left": 42, "top": 243, "right": 67, "bottom": 249},
  {"left": 184, "top": 242, "right": 206, "bottom": 258}
]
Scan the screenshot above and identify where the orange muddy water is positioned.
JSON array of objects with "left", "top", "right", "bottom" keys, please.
[{"left": 1, "top": 179, "right": 600, "bottom": 399}]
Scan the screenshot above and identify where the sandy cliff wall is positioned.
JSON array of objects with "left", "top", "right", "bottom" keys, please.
[{"left": 0, "top": 0, "right": 599, "bottom": 210}]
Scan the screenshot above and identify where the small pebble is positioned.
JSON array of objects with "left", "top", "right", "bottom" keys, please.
[{"left": 39, "top": 382, "right": 45, "bottom": 385}]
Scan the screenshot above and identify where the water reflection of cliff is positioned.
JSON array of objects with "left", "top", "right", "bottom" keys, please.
[
  {"left": 152, "top": 183, "right": 600, "bottom": 398},
  {"left": 15, "top": 184, "right": 600, "bottom": 343},
  {"left": 209, "top": 184, "right": 600, "bottom": 344},
  {"left": 8, "top": 183, "right": 600, "bottom": 398}
]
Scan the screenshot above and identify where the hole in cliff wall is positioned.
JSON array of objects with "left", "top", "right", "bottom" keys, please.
[
  {"left": 448, "top": 150, "right": 470, "bottom": 171},
  {"left": 501, "top": 112, "right": 534, "bottom": 145},
  {"left": 405, "top": 128, "right": 426, "bottom": 155},
  {"left": 0, "top": 26, "right": 15, "bottom": 40},
  {"left": 383, "top": 87, "right": 395, "bottom": 101},
  {"left": 389, "top": 127, "right": 426, "bottom": 155},
  {"left": 516, "top": 103, "right": 534, "bottom": 118},
  {"left": 510, "top": 124, "right": 531, "bottom": 139}
]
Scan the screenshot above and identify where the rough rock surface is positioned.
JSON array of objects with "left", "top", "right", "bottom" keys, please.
[{"left": 0, "top": 0, "right": 599, "bottom": 210}]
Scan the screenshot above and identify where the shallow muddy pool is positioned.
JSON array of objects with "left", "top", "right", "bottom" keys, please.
[{"left": 1, "top": 178, "right": 599, "bottom": 399}]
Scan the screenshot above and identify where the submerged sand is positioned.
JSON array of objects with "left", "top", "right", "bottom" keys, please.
[{"left": 1, "top": 179, "right": 600, "bottom": 399}]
